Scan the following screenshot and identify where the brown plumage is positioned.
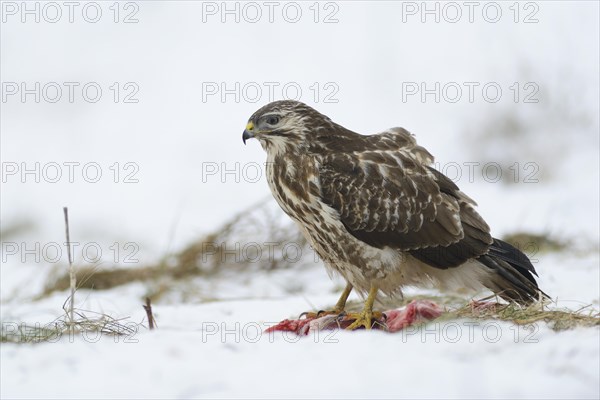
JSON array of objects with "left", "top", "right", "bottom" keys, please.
[{"left": 242, "top": 100, "right": 547, "bottom": 312}]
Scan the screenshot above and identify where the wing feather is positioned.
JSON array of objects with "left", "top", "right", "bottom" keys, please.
[{"left": 318, "top": 127, "right": 493, "bottom": 269}]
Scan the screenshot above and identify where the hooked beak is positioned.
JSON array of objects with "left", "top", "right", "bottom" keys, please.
[{"left": 242, "top": 121, "right": 254, "bottom": 145}]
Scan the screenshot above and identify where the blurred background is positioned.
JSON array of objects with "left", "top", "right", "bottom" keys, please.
[
  {"left": 2, "top": 3, "right": 599, "bottom": 399},
  {"left": 1, "top": 1, "right": 598, "bottom": 301}
]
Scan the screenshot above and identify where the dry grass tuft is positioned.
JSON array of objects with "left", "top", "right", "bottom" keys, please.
[
  {"left": 41, "top": 200, "right": 311, "bottom": 298},
  {"left": 447, "top": 302, "right": 599, "bottom": 331},
  {"left": 1, "top": 308, "right": 140, "bottom": 344}
]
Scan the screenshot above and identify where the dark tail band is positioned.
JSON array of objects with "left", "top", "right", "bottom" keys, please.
[{"left": 478, "top": 239, "right": 550, "bottom": 304}]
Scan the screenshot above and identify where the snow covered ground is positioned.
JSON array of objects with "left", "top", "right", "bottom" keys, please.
[
  {"left": 2, "top": 302, "right": 599, "bottom": 400},
  {"left": 1, "top": 238, "right": 598, "bottom": 399},
  {"left": 2, "top": 1, "right": 599, "bottom": 399}
]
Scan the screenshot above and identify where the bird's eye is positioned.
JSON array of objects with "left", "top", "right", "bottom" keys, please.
[{"left": 266, "top": 116, "right": 280, "bottom": 125}]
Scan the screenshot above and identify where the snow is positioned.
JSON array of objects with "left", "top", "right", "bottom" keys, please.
[
  {"left": 1, "top": 1, "right": 599, "bottom": 399},
  {"left": 1, "top": 248, "right": 598, "bottom": 399},
  {"left": 2, "top": 293, "right": 599, "bottom": 399},
  {"left": 3, "top": 327, "right": 596, "bottom": 399}
]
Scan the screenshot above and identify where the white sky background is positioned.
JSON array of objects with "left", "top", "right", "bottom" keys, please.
[{"left": 1, "top": 1, "right": 599, "bottom": 266}]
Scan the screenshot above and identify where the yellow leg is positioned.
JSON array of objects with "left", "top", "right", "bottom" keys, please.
[
  {"left": 346, "top": 284, "right": 379, "bottom": 330},
  {"left": 332, "top": 282, "right": 353, "bottom": 313}
]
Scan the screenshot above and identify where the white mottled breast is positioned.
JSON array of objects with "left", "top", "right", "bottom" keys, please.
[{"left": 264, "top": 151, "right": 409, "bottom": 295}]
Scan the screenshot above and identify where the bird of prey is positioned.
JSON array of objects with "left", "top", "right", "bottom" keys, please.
[{"left": 242, "top": 100, "right": 547, "bottom": 330}]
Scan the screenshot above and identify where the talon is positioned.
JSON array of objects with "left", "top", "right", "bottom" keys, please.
[{"left": 298, "top": 311, "right": 319, "bottom": 319}]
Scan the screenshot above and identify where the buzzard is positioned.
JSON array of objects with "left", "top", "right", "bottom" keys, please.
[{"left": 242, "top": 100, "right": 547, "bottom": 330}]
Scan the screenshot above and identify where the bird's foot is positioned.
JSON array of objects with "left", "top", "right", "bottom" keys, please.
[
  {"left": 299, "top": 307, "right": 344, "bottom": 320},
  {"left": 343, "top": 310, "right": 386, "bottom": 330}
]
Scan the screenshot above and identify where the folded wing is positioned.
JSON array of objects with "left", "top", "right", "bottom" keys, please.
[{"left": 318, "top": 127, "right": 493, "bottom": 269}]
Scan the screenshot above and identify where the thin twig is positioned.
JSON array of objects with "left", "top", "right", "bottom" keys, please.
[
  {"left": 143, "top": 297, "right": 155, "bottom": 330},
  {"left": 63, "top": 207, "right": 76, "bottom": 326}
]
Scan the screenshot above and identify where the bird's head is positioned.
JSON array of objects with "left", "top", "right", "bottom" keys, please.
[{"left": 242, "top": 100, "right": 333, "bottom": 153}]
